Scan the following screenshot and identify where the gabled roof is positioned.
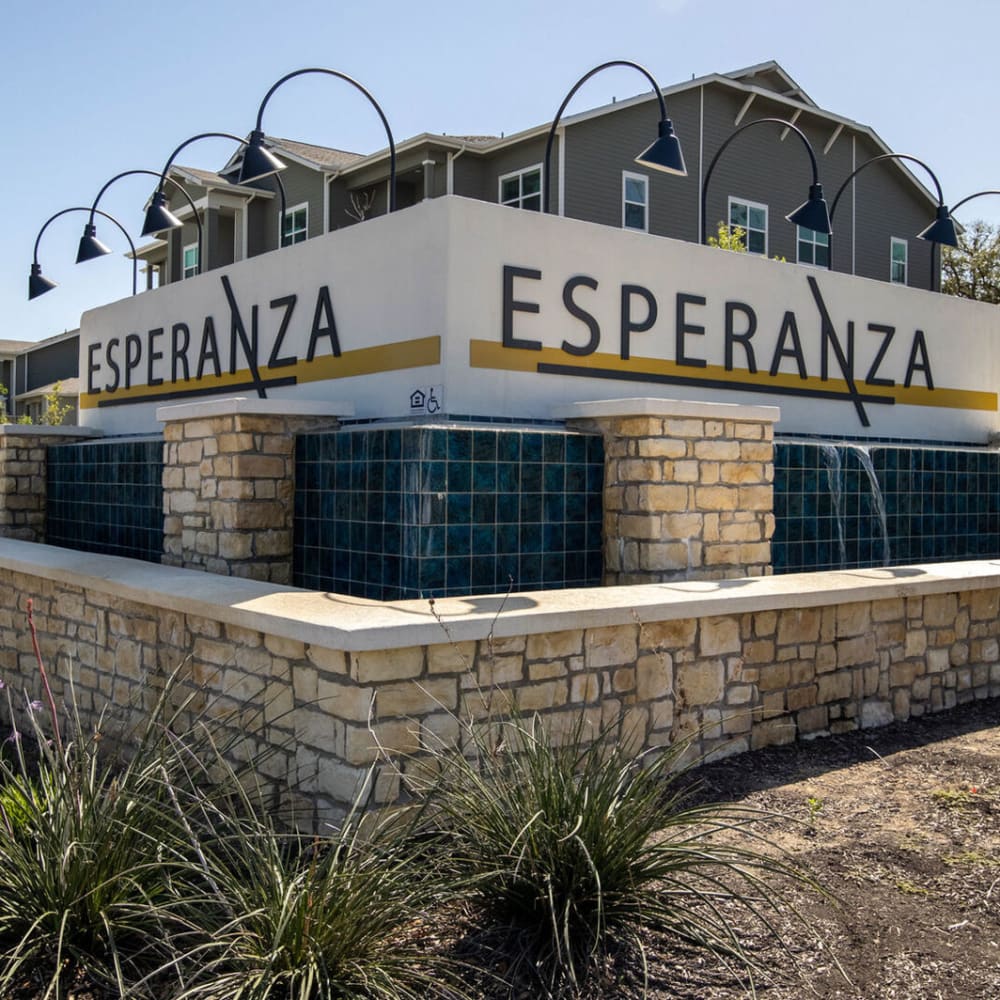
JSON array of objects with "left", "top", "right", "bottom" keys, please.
[
  {"left": 219, "top": 136, "right": 365, "bottom": 176},
  {"left": 724, "top": 61, "right": 817, "bottom": 107},
  {"left": 0, "top": 340, "right": 35, "bottom": 355},
  {"left": 166, "top": 165, "right": 275, "bottom": 197}
]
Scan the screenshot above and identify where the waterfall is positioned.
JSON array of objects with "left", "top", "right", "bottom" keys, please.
[
  {"left": 819, "top": 445, "right": 847, "bottom": 569},
  {"left": 850, "top": 446, "right": 891, "bottom": 567}
]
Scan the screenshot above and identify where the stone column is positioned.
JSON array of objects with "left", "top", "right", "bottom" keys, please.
[
  {"left": 158, "top": 398, "right": 351, "bottom": 584},
  {"left": 557, "top": 398, "right": 779, "bottom": 585},
  {"left": 0, "top": 426, "right": 101, "bottom": 542}
]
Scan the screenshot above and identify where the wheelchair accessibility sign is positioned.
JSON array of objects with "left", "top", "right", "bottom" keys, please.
[{"left": 408, "top": 385, "right": 443, "bottom": 415}]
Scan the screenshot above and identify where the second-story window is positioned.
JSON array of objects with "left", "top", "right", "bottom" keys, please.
[
  {"left": 797, "top": 226, "right": 829, "bottom": 267},
  {"left": 281, "top": 204, "right": 308, "bottom": 246},
  {"left": 728, "top": 197, "right": 768, "bottom": 255},
  {"left": 622, "top": 172, "right": 649, "bottom": 232},
  {"left": 499, "top": 166, "right": 542, "bottom": 211},
  {"left": 891, "top": 237, "right": 908, "bottom": 285},
  {"left": 182, "top": 243, "right": 199, "bottom": 279}
]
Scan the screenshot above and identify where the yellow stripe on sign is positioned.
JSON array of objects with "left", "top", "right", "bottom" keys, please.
[
  {"left": 468, "top": 339, "right": 997, "bottom": 413},
  {"left": 296, "top": 336, "right": 440, "bottom": 384},
  {"left": 80, "top": 336, "right": 441, "bottom": 408}
]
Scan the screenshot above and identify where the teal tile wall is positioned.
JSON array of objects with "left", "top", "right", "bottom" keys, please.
[
  {"left": 773, "top": 442, "right": 1000, "bottom": 572},
  {"left": 47, "top": 438, "right": 164, "bottom": 563},
  {"left": 294, "top": 425, "right": 605, "bottom": 599}
]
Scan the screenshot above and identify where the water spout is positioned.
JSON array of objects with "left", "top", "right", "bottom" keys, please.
[
  {"left": 819, "top": 444, "right": 847, "bottom": 569},
  {"left": 850, "top": 446, "right": 890, "bottom": 567}
]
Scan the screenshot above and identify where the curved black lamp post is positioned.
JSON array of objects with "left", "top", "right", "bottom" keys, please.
[
  {"left": 700, "top": 117, "right": 831, "bottom": 246},
  {"left": 543, "top": 59, "right": 686, "bottom": 216},
  {"left": 949, "top": 190, "right": 1000, "bottom": 218},
  {"left": 828, "top": 153, "right": 957, "bottom": 286},
  {"left": 142, "top": 131, "right": 287, "bottom": 242},
  {"left": 30, "top": 207, "right": 137, "bottom": 300},
  {"left": 239, "top": 68, "right": 397, "bottom": 212},
  {"left": 78, "top": 169, "right": 202, "bottom": 269}
]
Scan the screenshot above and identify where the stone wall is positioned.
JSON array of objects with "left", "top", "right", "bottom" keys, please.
[
  {"left": 0, "top": 427, "right": 99, "bottom": 542},
  {"left": 159, "top": 400, "right": 345, "bottom": 583},
  {"left": 560, "top": 399, "right": 778, "bottom": 584},
  {"left": 0, "top": 540, "right": 996, "bottom": 823}
]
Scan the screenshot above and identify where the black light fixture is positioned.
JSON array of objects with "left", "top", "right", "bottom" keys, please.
[
  {"left": 76, "top": 223, "right": 112, "bottom": 263},
  {"left": 139, "top": 132, "right": 289, "bottom": 273},
  {"left": 29, "top": 207, "right": 138, "bottom": 300},
  {"left": 828, "top": 153, "right": 957, "bottom": 285},
  {"left": 917, "top": 204, "right": 959, "bottom": 247},
  {"left": 634, "top": 117, "right": 687, "bottom": 176},
  {"left": 79, "top": 170, "right": 202, "bottom": 266},
  {"left": 700, "top": 117, "right": 831, "bottom": 245},
  {"left": 141, "top": 190, "right": 184, "bottom": 238},
  {"left": 240, "top": 68, "right": 398, "bottom": 210},
  {"left": 238, "top": 129, "right": 287, "bottom": 183},
  {"left": 543, "top": 60, "right": 685, "bottom": 216},
  {"left": 28, "top": 263, "right": 58, "bottom": 300}
]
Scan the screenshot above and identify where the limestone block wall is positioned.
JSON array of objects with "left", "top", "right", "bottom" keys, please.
[
  {"left": 0, "top": 427, "right": 100, "bottom": 542},
  {"left": 559, "top": 399, "right": 778, "bottom": 585},
  {"left": 0, "top": 540, "right": 997, "bottom": 823},
  {"left": 159, "top": 400, "right": 346, "bottom": 583}
]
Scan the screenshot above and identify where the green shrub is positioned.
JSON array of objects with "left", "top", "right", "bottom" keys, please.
[
  {"left": 0, "top": 681, "right": 201, "bottom": 998},
  {"left": 418, "top": 711, "right": 812, "bottom": 994},
  {"left": 170, "top": 764, "right": 454, "bottom": 1000}
]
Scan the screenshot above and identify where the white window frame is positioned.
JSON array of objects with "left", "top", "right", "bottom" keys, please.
[
  {"left": 182, "top": 242, "right": 199, "bottom": 280},
  {"left": 280, "top": 202, "right": 309, "bottom": 247},
  {"left": 498, "top": 164, "right": 543, "bottom": 211},
  {"left": 622, "top": 171, "right": 649, "bottom": 232},
  {"left": 728, "top": 196, "right": 768, "bottom": 256},
  {"left": 890, "top": 237, "right": 908, "bottom": 285},
  {"left": 796, "top": 225, "right": 830, "bottom": 268}
]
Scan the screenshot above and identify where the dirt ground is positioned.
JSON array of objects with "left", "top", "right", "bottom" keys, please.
[
  {"left": 10, "top": 698, "right": 999, "bottom": 1000},
  {"left": 631, "top": 697, "right": 1000, "bottom": 1000}
]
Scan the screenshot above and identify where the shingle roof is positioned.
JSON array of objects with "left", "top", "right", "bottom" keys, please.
[{"left": 268, "top": 137, "right": 365, "bottom": 170}]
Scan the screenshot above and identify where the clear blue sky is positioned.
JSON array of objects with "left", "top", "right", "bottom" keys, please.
[{"left": 3, "top": 0, "right": 999, "bottom": 343}]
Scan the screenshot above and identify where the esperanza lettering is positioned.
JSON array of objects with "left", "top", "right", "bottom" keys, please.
[
  {"left": 501, "top": 264, "right": 934, "bottom": 403},
  {"left": 86, "top": 277, "right": 341, "bottom": 395}
]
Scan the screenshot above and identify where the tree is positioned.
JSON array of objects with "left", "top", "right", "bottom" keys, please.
[
  {"left": 707, "top": 221, "right": 786, "bottom": 262},
  {"left": 707, "top": 221, "right": 749, "bottom": 252},
  {"left": 942, "top": 219, "right": 1000, "bottom": 303}
]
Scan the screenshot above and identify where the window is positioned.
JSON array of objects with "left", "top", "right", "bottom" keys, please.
[
  {"left": 622, "top": 172, "right": 648, "bottom": 231},
  {"left": 728, "top": 197, "right": 768, "bottom": 255},
  {"left": 891, "top": 238, "right": 908, "bottom": 285},
  {"left": 182, "top": 243, "right": 199, "bottom": 279},
  {"left": 281, "top": 203, "right": 308, "bottom": 246},
  {"left": 797, "top": 226, "right": 829, "bottom": 267},
  {"left": 499, "top": 165, "right": 542, "bottom": 211}
]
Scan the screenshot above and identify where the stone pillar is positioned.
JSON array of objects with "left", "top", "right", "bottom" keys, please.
[
  {"left": 557, "top": 398, "right": 779, "bottom": 585},
  {"left": 0, "top": 426, "right": 101, "bottom": 542},
  {"left": 158, "top": 398, "right": 352, "bottom": 584}
]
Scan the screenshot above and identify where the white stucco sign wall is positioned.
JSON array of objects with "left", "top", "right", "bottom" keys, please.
[{"left": 79, "top": 197, "right": 1000, "bottom": 442}]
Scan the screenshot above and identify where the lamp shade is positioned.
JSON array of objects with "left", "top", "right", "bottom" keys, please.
[
  {"left": 635, "top": 118, "right": 687, "bottom": 176},
  {"left": 141, "top": 191, "right": 184, "bottom": 237},
  {"left": 786, "top": 183, "right": 832, "bottom": 235},
  {"left": 917, "top": 205, "right": 959, "bottom": 247},
  {"left": 76, "top": 223, "right": 112, "bottom": 264},
  {"left": 238, "top": 130, "right": 287, "bottom": 183},
  {"left": 28, "top": 263, "right": 57, "bottom": 300}
]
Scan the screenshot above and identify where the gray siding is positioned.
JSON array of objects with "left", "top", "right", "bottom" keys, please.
[
  {"left": 476, "top": 137, "right": 550, "bottom": 208},
  {"left": 24, "top": 338, "right": 77, "bottom": 391},
  {"left": 564, "top": 87, "right": 701, "bottom": 241},
  {"left": 272, "top": 161, "right": 327, "bottom": 240}
]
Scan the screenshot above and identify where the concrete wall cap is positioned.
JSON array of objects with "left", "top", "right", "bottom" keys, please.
[
  {"left": 156, "top": 398, "right": 355, "bottom": 422},
  {"left": 553, "top": 398, "right": 780, "bottom": 423},
  {"left": 2, "top": 538, "right": 998, "bottom": 654},
  {"left": 0, "top": 425, "right": 102, "bottom": 438}
]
